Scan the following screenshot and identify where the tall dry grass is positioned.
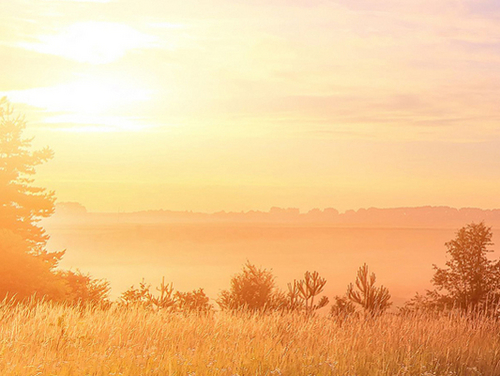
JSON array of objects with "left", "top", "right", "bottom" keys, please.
[{"left": 1, "top": 301, "right": 500, "bottom": 375}]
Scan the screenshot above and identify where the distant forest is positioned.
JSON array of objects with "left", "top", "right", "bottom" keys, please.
[{"left": 54, "top": 202, "right": 500, "bottom": 228}]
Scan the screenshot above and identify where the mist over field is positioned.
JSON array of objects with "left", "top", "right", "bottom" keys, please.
[{"left": 44, "top": 203, "right": 500, "bottom": 306}]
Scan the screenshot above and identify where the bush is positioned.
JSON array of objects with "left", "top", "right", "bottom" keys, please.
[
  {"left": 60, "top": 270, "right": 110, "bottom": 308},
  {"left": 330, "top": 296, "right": 357, "bottom": 320},
  {"left": 218, "top": 261, "right": 280, "bottom": 312},
  {"left": 119, "top": 278, "right": 212, "bottom": 313},
  {"left": 175, "top": 288, "right": 212, "bottom": 313}
]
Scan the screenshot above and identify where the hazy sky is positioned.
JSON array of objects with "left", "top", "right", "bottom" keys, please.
[{"left": 1, "top": 0, "right": 500, "bottom": 212}]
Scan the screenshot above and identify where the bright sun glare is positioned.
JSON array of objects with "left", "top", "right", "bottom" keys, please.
[
  {"left": 3, "top": 77, "right": 152, "bottom": 132},
  {"left": 6, "top": 21, "right": 157, "bottom": 132},
  {"left": 21, "top": 21, "right": 155, "bottom": 65},
  {"left": 7, "top": 78, "right": 150, "bottom": 115}
]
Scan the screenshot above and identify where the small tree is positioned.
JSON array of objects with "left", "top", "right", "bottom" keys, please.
[
  {"left": 119, "top": 278, "right": 213, "bottom": 313},
  {"left": 119, "top": 278, "right": 176, "bottom": 311},
  {"left": 288, "top": 271, "right": 329, "bottom": 313},
  {"left": 347, "top": 263, "right": 391, "bottom": 316},
  {"left": 150, "top": 277, "right": 176, "bottom": 310},
  {"left": 217, "top": 261, "right": 278, "bottom": 312},
  {"left": 119, "top": 279, "right": 153, "bottom": 308},
  {"left": 431, "top": 222, "right": 500, "bottom": 310}
]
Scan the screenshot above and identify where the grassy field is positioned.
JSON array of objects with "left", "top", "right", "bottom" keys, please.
[{"left": 1, "top": 302, "right": 500, "bottom": 376}]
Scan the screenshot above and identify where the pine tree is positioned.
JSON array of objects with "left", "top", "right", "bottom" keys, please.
[
  {"left": 0, "top": 98, "right": 65, "bottom": 300},
  {"left": 0, "top": 97, "right": 57, "bottom": 256},
  {"left": 347, "top": 263, "right": 391, "bottom": 316}
]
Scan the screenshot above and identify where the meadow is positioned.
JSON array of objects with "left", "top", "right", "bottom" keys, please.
[{"left": 2, "top": 301, "right": 500, "bottom": 376}]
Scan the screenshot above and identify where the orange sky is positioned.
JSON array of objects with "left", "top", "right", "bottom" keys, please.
[{"left": 1, "top": 0, "right": 500, "bottom": 212}]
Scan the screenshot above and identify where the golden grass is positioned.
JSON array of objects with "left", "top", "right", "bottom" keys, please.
[{"left": 1, "top": 302, "right": 500, "bottom": 375}]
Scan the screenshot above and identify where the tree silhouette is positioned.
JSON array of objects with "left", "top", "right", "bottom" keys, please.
[
  {"left": 0, "top": 98, "right": 108, "bottom": 303},
  {"left": 347, "top": 263, "right": 391, "bottom": 316},
  {"left": 0, "top": 97, "right": 56, "bottom": 254},
  {"left": 175, "top": 288, "right": 212, "bottom": 313},
  {"left": 431, "top": 222, "right": 500, "bottom": 310},
  {"left": 61, "top": 270, "right": 110, "bottom": 308},
  {"left": 119, "top": 278, "right": 212, "bottom": 312},
  {"left": 218, "top": 261, "right": 279, "bottom": 311},
  {"left": 0, "top": 98, "right": 68, "bottom": 300},
  {"left": 119, "top": 279, "right": 155, "bottom": 308},
  {"left": 288, "top": 271, "right": 329, "bottom": 313}
]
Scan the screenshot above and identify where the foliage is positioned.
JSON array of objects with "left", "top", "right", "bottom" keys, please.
[
  {"left": 60, "top": 270, "right": 111, "bottom": 308},
  {"left": 119, "top": 280, "right": 157, "bottom": 308},
  {"left": 430, "top": 222, "right": 500, "bottom": 310},
  {"left": 217, "top": 261, "right": 279, "bottom": 311},
  {"left": 330, "top": 295, "right": 357, "bottom": 319},
  {"left": 0, "top": 97, "right": 56, "bottom": 253},
  {"left": 287, "top": 271, "right": 329, "bottom": 313},
  {"left": 0, "top": 229, "right": 67, "bottom": 301},
  {"left": 402, "top": 292, "right": 441, "bottom": 314},
  {"left": 0, "top": 229, "right": 110, "bottom": 305},
  {"left": 119, "top": 278, "right": 212, "bottom": 313},
  {"left": 175, "top": 288, "right": 212, "bottom": 313},
  {"left": 150, "top": 277, "right": 176, "bottom": 310},
  {"left": 0, "top": 98, "right": 70, "bottom": 301},
  {"left": 347, "top": 263, "right": 391, "bottom": 316}
]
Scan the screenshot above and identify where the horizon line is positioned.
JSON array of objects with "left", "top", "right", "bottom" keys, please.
[{"left": 55, "top": 202, "right": 500, "bottom": 215}]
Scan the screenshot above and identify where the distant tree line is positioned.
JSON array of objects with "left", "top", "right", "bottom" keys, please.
[
  {"left": 54, "top": 201, "right": 500, "bottom": 229},
  {"left": 2, "top": 98, "right": 500, "bottom": 317}
]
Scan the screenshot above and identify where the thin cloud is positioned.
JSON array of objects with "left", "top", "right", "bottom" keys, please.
[
  {"left": 2, "top": 78, "right": 152, "bottom": 116},
  {"left": 18, "top": 22, "right": 157, "bottom": 64}
]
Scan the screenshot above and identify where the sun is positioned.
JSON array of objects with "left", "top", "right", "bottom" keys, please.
[
  {"left": 7, "top": 77, "right": 150, "bottom": 114},
  {"left": 21, "top": 21, "right": 155, "bottom": 65},
  {"left": 8, "top": 21, "right": 157, "bottom": 130},
  {"left": 3, "top": 75, "right": 153, "bottom": 132}
]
